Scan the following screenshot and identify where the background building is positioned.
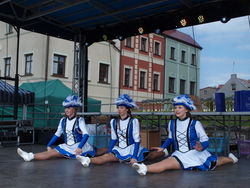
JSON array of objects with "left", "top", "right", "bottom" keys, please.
[
  {"left": 163, "top": 30, "right": 202, "bottom": 99},
  {"left": 0, "top": 22, "right": 202, "bottom": 112},
  {"left": 200, "top": 87, "right": 217, "bottom": 100},
  {"left": 120, "top": 33, "right": 165, "bottom": 111},
  {"left": 199, "top": 74, "right": 250, "bottom": 111},
  {"left": 216, "top": 74, "right": 250, "bottom": 97},
  {"left": 0, "top": 22, "right": 120, "bottom": 112}
]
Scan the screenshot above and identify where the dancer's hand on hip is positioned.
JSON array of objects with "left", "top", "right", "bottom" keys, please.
[{"left": 194, "top": 141, "right": 203, "bottom": 151}]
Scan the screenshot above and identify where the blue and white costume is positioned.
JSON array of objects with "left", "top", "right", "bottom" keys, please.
[
  {"left": 162, "top": 118, "right": 217, "bottom": 170},
  {"left": 133, "top": 95, "right": 237, "bottom": 175},
  {"left": 108, "top": 94, "right": 148, "bottom": 162},
  {"left": 47, "top": 116, "right": 96, "bottom": 159},
  {"left": 108, "top": 117, "right": 148, "bottom": 162},
  {"left": 47, "top": 95, "right": 96, "bottom": 159},
  {"left": 161, "top": 95, "right": 217, "bottom": 170}
]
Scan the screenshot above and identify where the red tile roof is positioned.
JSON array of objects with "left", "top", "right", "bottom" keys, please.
[
  {"left": 200, "top": 87, "right": 216, "bottom": 90},
  {"left": 239, "top": 78, "right": 250, "bottom": 88},
  {"left": 163, "top": 30, "right": 202, "bottom": 49},
  {"left": 217, "top": 84, "right": 224, "bottom": 89}
]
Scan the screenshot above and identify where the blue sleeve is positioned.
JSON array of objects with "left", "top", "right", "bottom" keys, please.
[
  {"left": 77, "top": 134, "right": 89, "bottom": 149},
  {"left": 108, "top": 139, "right": 118, "bottom": 153},
  {"left": 132, "top": 142, "right": 140, "bottom": 159},
  {"left": 47, "top": 135, "right": 59, "bottom": 147},
  {"left": 200, "top": 141, "right": 209, "bottom": 151},
  {"left": 161, "top": 138, "right": 173, "bottom": 149}
]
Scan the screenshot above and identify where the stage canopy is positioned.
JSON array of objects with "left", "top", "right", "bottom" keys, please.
[{"left": 0, "top": 0, "right": 250, "bottom": 44}]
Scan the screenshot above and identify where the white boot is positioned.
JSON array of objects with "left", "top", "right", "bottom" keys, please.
[
  {"left": 228, "top": 153, "right": 238, "bottom": 164},
  {"left": 17, "top": 148, "right": 34, "bottom": 162},
  {"left": 76, "top": 155, "right": 91, "bottom": 167},
  {"left": 132, "top": 163, "right": 147, "bottom": 175}
]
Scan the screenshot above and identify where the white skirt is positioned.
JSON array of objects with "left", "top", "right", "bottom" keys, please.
[
  {"left": 172, "top": 149, "right": 218, "bottom": 171},
  {"left": 55, "top": 141, "right": 96, "bottom": 159},
  {"left": 112, "top": 144, "right": 148, "bottom": 162}
]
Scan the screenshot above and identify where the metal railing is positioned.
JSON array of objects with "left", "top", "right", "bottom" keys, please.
[{"left": 78, "top": 111, "right": 250, "bottom": 155}]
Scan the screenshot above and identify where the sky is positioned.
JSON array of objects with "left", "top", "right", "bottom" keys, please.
[{"left": 178, "top": 16, "right": 250, "bottom": 89}]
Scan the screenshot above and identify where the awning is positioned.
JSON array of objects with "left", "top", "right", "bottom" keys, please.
[{"left": 0, "top": 80, "right": 34, "bottom": 105}]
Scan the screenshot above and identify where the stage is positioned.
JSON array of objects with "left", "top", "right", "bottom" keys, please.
[{"left": 1, "top": 145, "right": 250, "bottom": 188}]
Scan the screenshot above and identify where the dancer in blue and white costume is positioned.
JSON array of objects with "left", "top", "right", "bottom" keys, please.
[
  {"left": 76, "top": 94, "right": 148, "bottom": 167},
  {"left": 133, "top": 95, "right": 238, "bottom": 175},
  {"left": 17, "top": 95, "right": 96, "bottom": 161}
]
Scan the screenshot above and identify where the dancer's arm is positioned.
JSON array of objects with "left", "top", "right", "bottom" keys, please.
[
  {"left": 195, "top": 121, "right": 209, "bottom": 151},
  {"left": 47, "top": 119, "right": 63, "bottom": 149},
  {"left": 108, "top": 139, "right": 118, "bottom": 153},
  {"left": 78, "top": 134, "right": 89, "bottom": 148},
  {"left": 131, "top": 119, "right": 140, "bottom": 161},
  {"left": 108, "top": 119, "right": 118, "bottom": 153},
  {"left": 160, "top": 121, "right": 173, "bottom": 149}
]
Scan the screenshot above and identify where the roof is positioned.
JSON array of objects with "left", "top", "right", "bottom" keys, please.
[
  {"left": 163, "top": 30, "right": 202, "bottom": 49},
  {"left": 217, "top": 84, "right": 224, "bottom": 89},
  {"left": 0, "top": 80, "right": 34, "bottom": 104},
  {"left": 239, "top": 78, "right": 250, "bottom": 88},
  {"left": 0, "top": 0, "right": 250, "bottom": 44},
  {"left": 200, "top": 86, "right": 217, "bottom": 90}
]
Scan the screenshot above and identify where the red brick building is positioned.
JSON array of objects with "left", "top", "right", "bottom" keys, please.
[{"left": 120, "top": 33, "right": 165, "bottom": 111}]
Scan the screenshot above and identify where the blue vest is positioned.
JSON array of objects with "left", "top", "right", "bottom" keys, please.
[
  {"left": 112, "top": 117, "right": 135, "bottom": 146},
  {"left": 61, "top": 117, "right": 83, "bottom": 144},
  {"left": 169, "top": 118, "right": 197, "bottom": 151}
]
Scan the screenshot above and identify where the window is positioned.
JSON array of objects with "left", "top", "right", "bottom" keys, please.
[
  {"left": 204, "top": 90, "right": 208, "bottom": 95},
  {"left": 99, "top": 63, "right": 109, "bottom": 83},
  {"left": 140, "top": 37, "right": 147, "bottom": 52},
  {"left": 139, "top": 71, "right": 146, "bottom": 89},
  {"left": 124, "top": 67, "right": 132, "bottom": 87},
  {"left": 181, "top": 50, "right": 186, "bottom": 63},
  {"left": 190, "top": 81, "right": 195, "bottom": 95},
  {"left": 25, "top": 54, "right": 33, "bottom": 75},
  {"left": 170, "top": 47, "right": 175, "bottom": 60},
  {"left": 169, "top": 77, "right": 175, "bottom": 93},
  {"left": 153, "top": 73, "right": 160, "bottom": 91},
  {"left": 53, "top": 54, "right": 66, "bottom": 77},
  {"left": 6, "top": 24, "right": 13, "bottom": 34},
  {"left": 125, "top": 37, "right": 132, "bottom": 48},
  {"left": 191, "top": 54, "right": 196, "bottom": 65},
  {"left": 154, "top": 41, "right": 160, "bottom": 55},
  {"left": 180, "top": 79, "right": 186, "bottom": 94},
  {"left": 232, "top": 83, "right": 236, "bottom": 90},
  {"left": 4, "top": 57, "right": 11, "bottom": 77}
]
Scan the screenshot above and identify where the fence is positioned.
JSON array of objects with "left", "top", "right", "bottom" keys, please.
[
  {"left": 78, "top": 111, "right": 250, "bottom": 155},
  {"left": 1, "top": 103, "right": 250, "bottom": 155}
]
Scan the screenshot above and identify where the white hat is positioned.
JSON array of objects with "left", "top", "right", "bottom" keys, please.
[
  {"left": 62, "top": 95, "right": 82, "bottom": 108},
  {"left": 115, "top": 94, "right": 137, "bottom": 109},
  {"left": 173, "top": 94, "right": 196, "bottom": 111}
]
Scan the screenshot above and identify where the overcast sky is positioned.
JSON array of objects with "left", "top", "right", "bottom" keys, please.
[{"left": 178, "top": 16, "right": 250, "bottom": 88}]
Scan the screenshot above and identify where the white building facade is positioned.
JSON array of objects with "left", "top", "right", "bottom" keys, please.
[{"left": 0, "top": 22, "right": 120, "bottom": 112}]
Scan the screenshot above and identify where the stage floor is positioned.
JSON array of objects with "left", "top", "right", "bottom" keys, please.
[{"left": 1, "top": 145, "right": 250, "bottom": 188}]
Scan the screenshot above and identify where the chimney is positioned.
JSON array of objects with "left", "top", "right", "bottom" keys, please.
[{"left": 231, "top": 74, "right": 237, "bottom": 79}]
